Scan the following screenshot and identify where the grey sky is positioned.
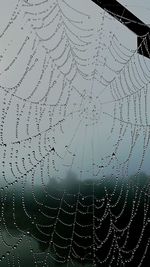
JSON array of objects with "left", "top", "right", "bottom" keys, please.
[{"left": 0, "top": 0, "right": 150, "bottom": 185}]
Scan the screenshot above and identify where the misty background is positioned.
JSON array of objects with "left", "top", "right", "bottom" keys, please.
[
  {"left": 0, "top": 0, "right": 150, "bottom": 186},
  {"left": 0, "top": 1, "right": 150, "bottom": 266}
]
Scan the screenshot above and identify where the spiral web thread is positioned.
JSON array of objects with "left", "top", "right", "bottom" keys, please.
[{"left": 0, "top": 0, "right": 150, "bottom": 266}]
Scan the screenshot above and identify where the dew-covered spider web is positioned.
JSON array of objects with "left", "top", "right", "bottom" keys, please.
[{"left": 1, "top": 0, "right": 150, "bottom": 266}]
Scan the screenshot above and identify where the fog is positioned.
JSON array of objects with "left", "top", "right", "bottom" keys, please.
[
  {"left": 0, "top": 0, "right": 150, "bottom": 186},
  {"left": 0, "top": 1, "right": 150, "bottom": 266}
]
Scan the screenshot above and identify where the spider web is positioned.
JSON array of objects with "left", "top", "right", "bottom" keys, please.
[{"left": 0, "top": 0, "right": 150, "bottom": 266}]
